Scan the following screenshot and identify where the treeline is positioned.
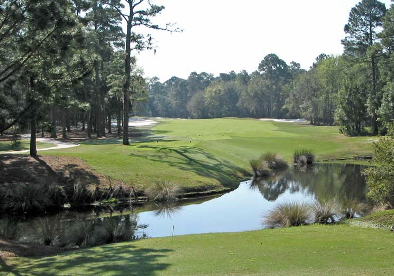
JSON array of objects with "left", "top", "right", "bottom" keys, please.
[
  {"left": 0, "top": 0, "right": 176, "bottom": 155},
  {"left": 147, "top": 0, "right": 394, "bottom": 135}
]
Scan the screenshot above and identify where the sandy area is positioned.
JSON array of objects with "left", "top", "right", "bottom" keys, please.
[{"left": 259, "top": 118, "right": 306, "bottom": 123}]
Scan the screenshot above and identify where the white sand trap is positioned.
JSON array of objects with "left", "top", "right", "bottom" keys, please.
[
  {"left": 259, "top": 118, "right": 306, "bottom": 123},
  {"left": 128, "top": 118, "right": 158, "bottom": 127}
]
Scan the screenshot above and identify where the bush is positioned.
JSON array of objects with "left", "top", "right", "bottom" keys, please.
[
  {"left": 311, "top": 200, "right": 338, "bottom": 224},
  {"left": 264, "top": 202, "right": 311, "bottom": 228},
  {"left": 293, "top": 149, "right": 315, "bottom": 166},
  {"left": 145, "top": 181, "right": 180, "bottom": 202},
  {"left": 250, "top": 152, "right": 288, "bottom": 177},
  {"left": 364, "top": 137, "right": 394, "bottom": 207}
]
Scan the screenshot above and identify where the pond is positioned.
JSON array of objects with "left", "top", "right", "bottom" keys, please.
[{"left": 0, "top": 163, "right": 368, "bottom": 244}]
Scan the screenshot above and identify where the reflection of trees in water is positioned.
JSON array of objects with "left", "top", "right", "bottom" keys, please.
[
  {"left": 251, "top": 164, "right": 367, "bottom": 204},
  {"left": 153, "top": 202, "right": 183, "bottom": 218}
]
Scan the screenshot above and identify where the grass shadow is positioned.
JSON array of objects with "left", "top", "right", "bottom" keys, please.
[
  {"left": 133, "top": 145, "right": 249, "bottom": 190},
  {"left": 12, "top": 244, "right": 173, "bottom": 276}
]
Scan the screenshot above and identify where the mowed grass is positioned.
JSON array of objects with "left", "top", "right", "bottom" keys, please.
[
  {"left": 40, "top": 118, "right": 376, "bottom": 192},
  {"left": 4, "top": 225, "right": 394, "bottom": 276}
]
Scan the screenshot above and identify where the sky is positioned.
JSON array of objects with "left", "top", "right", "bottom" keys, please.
[{"left": 135, "top": 0, "right": 393, "bottom": 82}]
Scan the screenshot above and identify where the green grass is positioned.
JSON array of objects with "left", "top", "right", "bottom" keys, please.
[
  {"left": 4, "top": 224, "right": 394, "bottom": 275},
  {"left": 40, "top": 118, "right": 376, "bottom": 192},
  {"left": 0, "top": 140, "right": 53, "bottom": 152}
]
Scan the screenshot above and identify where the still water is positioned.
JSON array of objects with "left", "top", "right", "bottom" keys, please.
[{"left": 2, "top": 163, "right": 367, "bottom": 241}]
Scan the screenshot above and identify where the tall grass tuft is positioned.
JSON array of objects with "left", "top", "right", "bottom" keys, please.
[
  {"left": 1, "top": 182, "right": 66, "bottom": 213},
  {"left": 311, "top": 200, "right": 339, "bottom": 224},
  {"left": 145, "top": 181, "right": 180, "bottom": 202},
  {"left": 35, "top": 217, "right": 62, "bottom": 246},
  {"left": 0, "top": 217, "right": 19, "bottom": 240},
  {"left": 293, "top": 149, "right": 315, "bottom": 166},
  {"left": 264, "top": 202, "right": 311, "bottom": 228},
  {"left": 250, "top": 152, "right": 288, "bottom": 177},
  {"left": 342, "top": 199, "right": 368, "bottom": 219}
]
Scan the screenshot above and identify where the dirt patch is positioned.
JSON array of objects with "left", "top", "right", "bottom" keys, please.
[
  {"left": 0, "top": 154, "right": 132, "bottom": 214},
  {"left": 0, "top": 238, "right": 69, "bottom": 258}
]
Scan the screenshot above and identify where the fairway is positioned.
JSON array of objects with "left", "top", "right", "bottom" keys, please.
[
  {"left": 40, "top": 118, "right": 375, "bottom": 193},
  {"left": 4, "top": 225, "right": 394, "bottom": 276}
]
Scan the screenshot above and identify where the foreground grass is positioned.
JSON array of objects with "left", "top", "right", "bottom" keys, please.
[
  {"left": 4, "top": 225, "right": 394, "bottom": 276},
  {"left": 40, "top": 119, "right": 375, "bottom": 192},
  {"left": 0, "top": 140, "right": 53, "bottom": 152}
]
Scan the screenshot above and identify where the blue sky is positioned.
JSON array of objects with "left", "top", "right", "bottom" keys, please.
[{"left": 134, "top": 0, "right": 392, "bottom": 82}]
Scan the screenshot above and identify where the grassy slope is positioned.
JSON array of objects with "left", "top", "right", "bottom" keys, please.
[
  {"left": 0, "top": 140, "right": 53, "bottom": 152},
  {"left": 4, "top": 225, "right": 394, "bottom": 276},
  {"left": 39, "top": 118, "right": 375, "bottom": 192}
]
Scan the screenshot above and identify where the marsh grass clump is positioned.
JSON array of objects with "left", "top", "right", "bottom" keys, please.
[
  {"left": 311, "top": 200, "right": 339, "bottom": 224},
  {"left": 293, "top": 149, "right": 315, "bottom": 166},
  {"left": 264, "top": 202, "right": 311, "bottom": 228},
  {"left": 35, "top": 217, "right": 62, "bottom": 246},
  {"left": 145, "top": 181, "right": 180, "bottom": 202},
  {"left": 342, "top": 199, "right": 368, "bottom": 219},
  {"left": 60, "top": 217, "right": 137, "bottom": 248},
  {"left": 250, "top": 153, "right": 288, "bottom": 177},
  {"left": 0, "top": 217, "right": 19, "bottom": 240},
  {"left": 1, "top": 182, "right": 66, "bottom": 214}
]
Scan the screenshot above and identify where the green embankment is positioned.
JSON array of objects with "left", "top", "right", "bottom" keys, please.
[
  {"left": 40, "top": 118, "right": 375, "bottom": 192},
  {"left": 4, "top": 224, "right": 394, "bottom": 275}
]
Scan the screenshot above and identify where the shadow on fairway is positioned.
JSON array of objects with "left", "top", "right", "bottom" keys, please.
[
  {"left": 133, "top": 145, "right": 249, "bottom": 190},
  {"left": 12, "top": 244, "right": 173, "bottom": 276}
]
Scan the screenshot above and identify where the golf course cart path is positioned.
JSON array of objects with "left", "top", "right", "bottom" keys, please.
[{"left": 0, "top": 135, "right": 79, "bottom": 154}]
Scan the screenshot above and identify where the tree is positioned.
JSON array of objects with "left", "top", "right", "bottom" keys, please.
[
  {"left": 106, "top": 0, "right": 179, "bottom": 145},
  {"left": 342, "top": 0, "right": 387, "bottom": 134},
  {"left": 258, "top": 54, "right": 291, "bottom": 118}
]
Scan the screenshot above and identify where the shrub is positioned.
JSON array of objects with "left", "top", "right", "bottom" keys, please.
[
  {"left": 364, "top": 137, "right": 394, "bottom": 207},
  {"left": 293, "top": 149, "right": 315, "bottom": 166},
  {"left": 145, "top": 181, "right": 180, "bottom": 202},
  {"left": 311, "top": 200, "right": 339, "bottom": 224},
  {"left": 264, "top": 202, "right": 311, "bottom": 228}
]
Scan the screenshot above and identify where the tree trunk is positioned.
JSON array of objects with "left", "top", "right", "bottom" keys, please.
[
  {"left": 30, "top": 115, "right": 37, "bottom": 157},
  {"left": 62, "top": 107, "right": 67, "bottom": 139},
  {"left": 117, "top": 104, "right": 122, "bottom": 136},
  {"left": 371, "top": 55, "right": 378, "bottom": 134},
  {"left": 123, "top": 14, "right": 132, "bottom": 146},
  {"left": 88, "top": 106, "right": 92, "bottom": 138},
  {"left": 50, "top": 106, "right": 57, "bottom": 138},
  {"left": 66, "top": 108, "right": 71, "bottom": 133},
  {"left": 107, "top": 113, "right": 112, "bottom": 134}
]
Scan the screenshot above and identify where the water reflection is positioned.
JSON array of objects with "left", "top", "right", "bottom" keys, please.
[
  {"left": 0, "top": 164, "right": 368, "bottom": 240},
  {"left": 152, "top": 202, "right": 183, "bottom": 218},
  {"left": 251, "top": 164, "right": 367, "bottom": 204}
]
